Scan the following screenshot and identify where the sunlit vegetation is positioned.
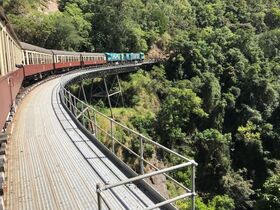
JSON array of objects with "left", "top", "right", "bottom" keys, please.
[{"left": 6, "top": 0, "right": 280, "bottom": 209}]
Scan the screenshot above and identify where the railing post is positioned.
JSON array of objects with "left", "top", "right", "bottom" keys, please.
[
  {"left": 191, "top": 163, "right": 196, "bottom": 210},
  {"left": 110, "top": 119, "right": 114, "bottom": 154},
  {"left": 96, "top": 183, "right": 102, "bottom": 210},
  {"left": 82, "top": 103, "right": 85, "bottom": 127},
  {"left": 73, "top": 97, "right": 77, "bottom": 117},
  {"left": 62, "top": 89, "right": 66, "bottom": 105},
  {"left": 64, "top": 89, "right": 67, "bottom": 105},
  {"left": 94, "top": 112, "right": 97, "bottom": 136},
  {"left": 140, "top": 136, "right": 144, "bottom": 175},
  {"left": 68, "top": 91, "right": 73, "bottom": 113}
]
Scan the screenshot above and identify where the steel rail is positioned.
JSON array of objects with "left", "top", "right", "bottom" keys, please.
[
  {"left": 62, "top": 87, "right": 195, "bottom": 163},
  {"left": 98, "top": 162, "right": 194, "bottom": 192},
  {"left": 62, "top": 86, "right": 195, "bottom": 194}
]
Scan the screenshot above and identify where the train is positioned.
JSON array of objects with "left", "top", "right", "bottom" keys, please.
[{"left": 0, "top": 8, "right": 145, "bottom": 131}]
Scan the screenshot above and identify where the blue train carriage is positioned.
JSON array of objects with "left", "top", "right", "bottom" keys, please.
[
  {"left": 105, "top": 52, "right": 145, "bottom": 64},
  {"left": 130, "top": 52, "right": 145, "bottom": 63},
  {"left": 140, "top": 52, "right": 145, "bottom": 61},
  {"left": 105, "top": 53, "right": 121, "bottom": 64}
]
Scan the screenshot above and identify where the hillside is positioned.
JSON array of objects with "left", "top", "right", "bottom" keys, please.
[{"left": 4, "top": 1, "right": 280, "bottom": 209}]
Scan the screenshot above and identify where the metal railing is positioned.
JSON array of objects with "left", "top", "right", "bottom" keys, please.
[{"left": 59, "top": 84, "right": 197, "bottom": 210}]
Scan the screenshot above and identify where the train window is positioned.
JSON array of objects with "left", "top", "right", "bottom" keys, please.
[
  {"left": 2, "top": 33, "right": 7, "bottom": 74},
  {"left": 1, "top": 31, "right": 6, "bottom": 75},
  {"left": 3, "top": 32, "right": 8, "bottom": 74},
  {"left": 5, "top": 35, "right": 10, "bottom": 73},
  {"left": 37, "top": 53, "right": 40, "bottom": 64},
  {"left": 0, "top": 29, "right": 3, "bottom": 76},
  {"left": 10, "top": 39, "right": 13, "bottom": 71},
  {"left": 36, "top": 53, "right": 39, "bottom": 64},
  {"left": 28, "top": 52, "right": 32, "bottom": 64},
  {"left": 24, "top": 51, "right": 28, "bottom": 65},
  {"left": 33, "top": 53, "right": 37, "bottom": 64}
]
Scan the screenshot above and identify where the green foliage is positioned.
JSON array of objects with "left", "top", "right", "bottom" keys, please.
[
  {"left": 222, "top": 170, "right": 254, "bottom": 209},
  {"left": 233, "top": 121, "right": 268, "bottom": 187},
  {"left": 5, "top": 0, "right": 280, "bottom": 209},
  {"left": 195, "top": 129, "right": 231, "bottom": 193},
  {"left": 208, "top": 195, "right": 235, "bottom": 210},
  {"left": 156, "top": 87, "right": 207, "bottom": 148},
  {"left": 255, "top": 173, "right": 280, "bottom": 210},
  {"left": 264, "top": 8, "right": 280, "bottom": 29},
  {"left": 176, "top": 195, "right": 234, "bottom": 210}
]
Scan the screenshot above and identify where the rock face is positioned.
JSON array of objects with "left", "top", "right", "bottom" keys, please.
[
  {"left": 145, "top": 158, "right": 169, "bottom": 199},
  {"left": 148, "top": 174, "right": 169, "bottom": 199},
  {"left": 43, "top": 1, "right": 58, "bottom": 13}
]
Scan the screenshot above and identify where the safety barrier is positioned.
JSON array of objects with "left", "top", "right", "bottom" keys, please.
[{"left": 60, "top": 84, "right": 197, "bottom": 210}]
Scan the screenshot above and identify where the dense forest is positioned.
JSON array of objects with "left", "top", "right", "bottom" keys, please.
[{"left": 4, "top": 0, "right": 280, "bottom": 209}]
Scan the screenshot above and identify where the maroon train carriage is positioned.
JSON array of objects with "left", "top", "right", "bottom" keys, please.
[
  {"left": 21, "top": 42, "right": 54, "bottom": 77},
  {"left": 52, "top": 50, "right": 82, "bottom": 69},
  {"left": 0, "top": 8, "right": 24, "bottom": 131},
  {"left": 81, "top": 52, "right": 107, "bottom": 66}
]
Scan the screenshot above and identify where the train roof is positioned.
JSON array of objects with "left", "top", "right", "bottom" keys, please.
[
  {"left": 21, "top": 42, "right": 106, "bottom": 56},
  {"left": 52, "top": 50, "right": 81, "bottom": 56},
  {"left": 81, "top": 52, "right": 105, "bottom": 56},
  {"left": 21, "top": 42, "right": 53, "bottom": 54}
]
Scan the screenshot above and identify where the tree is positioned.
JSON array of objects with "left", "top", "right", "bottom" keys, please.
[
  {"left": 209, "top": 195, "right": 235, "bottom": 210},
  {"left": 264, "top": 8, "right": 280, "bottom": 29},
  {"left": 156, "top": 87, "right": 207, "bottom": 148},
  {"left": 222, "top": 170, "right": 254, "bottom": 210},
  {"left": 233, "top": 121, "right": 267, "bottom": 187},
  {"left": 255, "top": 173, "right": 280, "bottom": 210},
  {"left": 195, "top": 129, "right": 231, "bottom": 193}
]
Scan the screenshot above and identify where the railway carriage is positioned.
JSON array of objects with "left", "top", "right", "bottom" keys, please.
[
  {"left": 52, "top": 50, "right": 81, "bottom": 69},
  {"left": 81, "top": 52, "right": 106, "bottom": 66},
  {"left": 105, "top": 53, "right": 122, "bottom": 63},
  {"left": 105, "top": 52, "right": 145, "bottom": 63},
  {"left": 21, "top": 42, "right": 54, "bottom": 77},
  {"left": 0, "top": 8, "right": 24, "bottom": 130}
]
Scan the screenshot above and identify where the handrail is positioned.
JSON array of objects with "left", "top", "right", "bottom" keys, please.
[
  {"left": 62, "top": 86, "right": 194, "bottom": 163},
  {"left": 96, "top": 162, "right": 196, "bottom": 210},
  {"left": 59, "top": 76, "right": 197, "bottom": 210},
  {"left": 99, "top": 162, "right": 194, "bottom": 191}
]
